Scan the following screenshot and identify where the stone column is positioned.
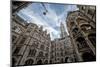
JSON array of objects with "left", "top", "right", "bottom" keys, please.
[{"left": 85, "top": 37, "right": 96, "bottom": 55}]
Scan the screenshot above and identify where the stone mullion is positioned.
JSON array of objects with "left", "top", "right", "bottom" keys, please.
[
  {"left": 75, "top": 17, "right": 96, "bottom": 55},
  {"left": 68, "top": 18, "right": 83, "bottom": 61}
]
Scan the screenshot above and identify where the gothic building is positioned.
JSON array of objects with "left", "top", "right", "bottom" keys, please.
[
  {"left": 12, "top": 14, "right": 51, "bottom": 66},
  {"left": 66, "top": 5, "right": 96, "bottom": 62},
  {"left": 60, "top": 22, "right": 67, "bottom": 38},
  {"left": 12, "top": 1, "right": 96, "bottom": 66},
  {"left": 50, "top": 23, "right": 74, "bottom": 64}
]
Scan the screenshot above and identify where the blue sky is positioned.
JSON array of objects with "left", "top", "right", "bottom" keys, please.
[{"left": 17, "top": 2, "right": 78, "bottom": 40}]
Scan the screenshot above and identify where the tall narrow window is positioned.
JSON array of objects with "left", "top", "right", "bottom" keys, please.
[
  {"left": 76, "top": 37, "right": 88, "bottom": 50},
  {"left": 46, "top": 47, "right": 49, "bottom": 51},
  {"left": 38, "top": 51, "right": 44, "bottom": 57},
  {"left": 13, "top": 47, "right": 21, "bottom": 55},
  {"left": 12, "top": 35, "right": 17, "bottom": 42},
  {"left": 28, "top": 49, "right": 36, "bottom": 56},
  {"left": 19, "top": 37, "right": 26, "bottom": 44},
  {"left": 45, "top": 53, "right": 48, "bottom": 57},
  {"left": 40, "top": 45, "right": 45, "bottom": 50},
  {"left": 33, "top": 41, "right": 38, "bottom": 48}
]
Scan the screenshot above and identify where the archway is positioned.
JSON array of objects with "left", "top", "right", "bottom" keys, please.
[
  {"left": 44, "top": 60, "right": 48, "bottom": 64},
  {"left": 24, "top": 59, "right": 34, "bottom": 65},
  {"left": 76, "top": 37, "right": 88, "bottom": 49},
  {"left": 50, "top": 60, "right": 52, "bottom": 64},
  {"left": 82, "top": 52, "right": 96, "bottom": 62},
  {"left": 37, "top": 60, "right": 42, "bottom": 65},
  {"left": 65, "top": 57, "right": 68, "bottom": 63}
]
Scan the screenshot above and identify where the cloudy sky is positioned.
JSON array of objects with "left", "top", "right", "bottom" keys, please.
[{"left": 17, "top": 2, "right": 78, "bottom": 40}]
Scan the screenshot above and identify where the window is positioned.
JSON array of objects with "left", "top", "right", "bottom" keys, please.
[
  {"left": 13, "top": 47, "right": 21, "bottom": 55},
  {"left": 24, "top": 59, "right": 34, "bottom": 65},
  {"left": 46, "top": 47, "right": 49, "bottom": 51},
  {"left": 76, "top": 37, "right": 88, "bottom": 50},
  {"left": 44, "top": 60, "right": 48, "bottom": 64},
  {"left": 33, "top": 41, "right": 38, "bottom": 48},
  {"left": 81, "top": 6, "right": 85, "bottom": 10},
  {"left": 88, "top": 9, "right": 94, "bottom": 16},
  {"left": 12, "top": 26, "right": 17, "bottom": 30},
  {"left": 50, "top": 54, "right": 54, "bottom": 59},
  {"left": 81, "top": 24, "right": 93, "bottom": 32},
  {"left": 27, "top": 28, "right": 32, "bottom": 33},
  {"left": 72, "top": 28, "right": 78, "bottom": 33},
  {"left": 28, "top": 49, "right": 37, "bottom": 56},
  {"left": 40, "top": 45, "right": 45, "bottom": 50},
  {"left": 19, "top": 37, "right": 26, "bottom": 44},
  {"left": 45, "top": 53, "right": 48, "bottom": 57},
  {"left": 12, "top": 35, "right": 17, "bottom": 42},
  {"left": 61, "top": 52, "right": 63, "bottom": 56},
  {"left": 38, "top": 51, "right": 44, "bottom": 57},
  {"left": 70, "top": 22, "right": 74, "bottom": 28}
]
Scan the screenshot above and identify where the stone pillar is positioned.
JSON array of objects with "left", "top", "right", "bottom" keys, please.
[
  {"left": 85, "top": 37, "right": 96, "bottom": 55},
  {"left": 71, "top": 37, "right": 83, "bottom": 61}
]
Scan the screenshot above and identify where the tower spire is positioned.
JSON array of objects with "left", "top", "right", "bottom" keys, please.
[{"left": 60, "top": 22, "right": 67, "bottom": 38}]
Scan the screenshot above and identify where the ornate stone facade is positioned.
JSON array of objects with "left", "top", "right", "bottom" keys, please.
[
  {"left": 66, "top": 5, "right": 96, "bottom": 62},
  {"left": 12, "top": 1, "right": 96, "bottom": 66},
  {"left": 12, "top": 14, "right": 51, "bottom": 66},
  {"left": 49, "top": 23, "right": 74, "bottom": 64},
  {"left": 12, "top": 13, "right": 74, "bottom": 66}
]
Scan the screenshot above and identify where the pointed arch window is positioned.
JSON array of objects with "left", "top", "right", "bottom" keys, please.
[
  {"left": 24, "top": 59, "right": 34, "bottom": 65},
  {"left": 28, "top": 49, "right": 37, "bottom": 56}
]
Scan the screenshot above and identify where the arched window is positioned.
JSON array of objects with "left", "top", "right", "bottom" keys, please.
[
  {"left": 87, "top": 9, "right": 94, "bottom": 16},
  {"left": 28, "top": 49, "right": 37, "bottom": 56},
  {"left": 38, "top": 51, "right": 44, "bottom": 57},
  {"left": 45, "top": 53, "right": 48, "bottom": 57},
  {"left": 19, "top": 37, "right": 26, "bottom": 44},
  {"left": 44, "top": 60, "right": 48, "bottom": 64},
  {"left": 57, "top": 52, "right": 59, "bottom": 57},
  {"left": 80, "top": 24, "right": 93, "bottom": 32},
  {"left": 76, "top": 37, "right": 88, "bottom": 49},
  {"left": 12, "top": 35, "right": 17, "bottom": 43},
  {"left": 24, "top": 59, "right": 34, "bottom": 65},
  {"left": 72, "top": 28, "right": 78, "bottom": 37},
  {"left": 33, "top": 41, "right": 38, "bottom": 48},
  {"left": 13, "top": 47, "right": 21, "bottom": 55},
  {"left": 40, "top": 45, "right": 45, "bottom": 50},
  {"left": 72, "top": 28, "right": 78, "bottom": 33},
  {"left": 61, "top": 52, "right": 63, "bottom": 56},
  {"left": 12, "top": 25, "right": 17, "bottom": 30},
  {"left": 46, "top": 47, "right": 49, "bottom": 51},
  {"left": 77, "top": 43, "right": 83, "bottom": 49},
  {"left": 50, "top": 60, "right": 52, "bottom": 64},
  {"left": 69, "top": 22, "right": 75, "bottom": 29},
  {"left": 37, "top": 60, "right": 42, "bottom": 65},
  {"left": 88, "top": 33, "right": 96, "bottom": 47}
]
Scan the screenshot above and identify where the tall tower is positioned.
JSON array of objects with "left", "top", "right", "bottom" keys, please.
[{"left": 60, "top": 22, "right": 67, "bottom": 38}]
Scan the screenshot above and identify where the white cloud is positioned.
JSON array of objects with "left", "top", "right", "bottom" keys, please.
[{"left": 18, "top": 3, "right": 78, "bottom": 40}]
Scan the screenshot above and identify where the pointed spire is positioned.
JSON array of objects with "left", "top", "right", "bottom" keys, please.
[{"left": 60, "top": 22, "right": 68, "bottom": 38}]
